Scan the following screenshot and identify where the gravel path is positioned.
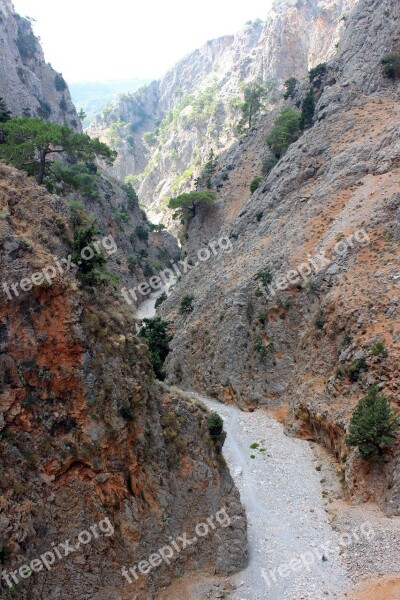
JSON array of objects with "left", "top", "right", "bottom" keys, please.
[{"left": 189, "top": 393, "right": 350, "bottom": 600}]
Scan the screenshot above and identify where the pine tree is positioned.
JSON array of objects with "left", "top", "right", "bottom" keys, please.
[
  {"left": 346, "top": 385, "right": 400, "bottom": 462},
  {"left": 300, "top": 87, "right": 315, "bottom": 130}
]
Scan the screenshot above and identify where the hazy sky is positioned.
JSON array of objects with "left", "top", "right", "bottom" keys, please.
[{"left": 12, "top": 0, "right": 273, "bottom": 83}]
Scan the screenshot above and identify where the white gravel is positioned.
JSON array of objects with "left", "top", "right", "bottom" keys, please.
[{"left": 190, "top": 393, "right": 350, "bottom": 600}]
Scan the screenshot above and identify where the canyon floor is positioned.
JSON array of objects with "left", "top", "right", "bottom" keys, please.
[{"left": 143, "top": 294, "right": 400, "bottom": 600}]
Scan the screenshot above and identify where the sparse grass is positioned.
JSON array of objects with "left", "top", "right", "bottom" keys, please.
[{"left": 371, "top": 340, "right": 387, "bottom": 357}]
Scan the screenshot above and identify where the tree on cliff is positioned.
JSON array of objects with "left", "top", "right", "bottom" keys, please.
[
  {"left": 267, "top": 107, "right": 301, "bottom": 158},
  {"left": 168, "top": 190, "right": 216, "bottom": 221},
  {"left": 0, "top": 117, "right": 116, "bottom": 184},
  {"left": 346, "top": 385, "right": 400, "bottom": 462},
  {"left": 238, "top": 83, "right": 269, "bottom": 133}
]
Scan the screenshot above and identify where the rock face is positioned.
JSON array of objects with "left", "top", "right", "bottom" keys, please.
[
  {"left": 0, "top": 0, "right": 81, "bottom": 129},
  {"left": 161, "top": 0, "right": 400, "bottom": 514},
  {"left": 0, "top": 5, "right": 247, "bottom": 597},
  {"left": 89, "top": 0, "right": 357, "bottom": 221},
  {"left": 0, "top": 164, "right": 247, "bottom": 599}
]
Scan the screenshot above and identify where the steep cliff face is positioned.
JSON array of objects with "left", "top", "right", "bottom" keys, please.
[
  {"left": 0, "top": 0, "right": 81, "bottom": 129},
  {"left": 0, "top": 164, "right": 247, "bottom": 600},
  {"left": 89, "top": 0, "right": 357, "bottom": 221},
  {"left": 161, "top": 0, "right": 400, "bottom": 514}
]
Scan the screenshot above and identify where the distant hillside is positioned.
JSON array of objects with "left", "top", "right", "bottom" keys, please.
[{"left": 69, "top": 78, "right": 152, "bottom": 126}]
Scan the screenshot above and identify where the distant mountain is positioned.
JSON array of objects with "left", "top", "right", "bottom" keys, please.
[{"left": 69, "top": 77, "right": 153, "bottom": 126}]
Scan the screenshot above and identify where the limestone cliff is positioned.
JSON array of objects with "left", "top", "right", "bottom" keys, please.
[
  {"left": 0, "top": 0, "right": 81, "bottom": 129},
  {"left": 89, "top": 0, "right": 357, "bottom": 222},
  {"left": 161, "top": 0, "right": 400, "bottom": 515}
]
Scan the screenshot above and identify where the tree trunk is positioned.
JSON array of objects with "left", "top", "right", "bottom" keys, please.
[{"left": 37, "top": 150, "right": 47, "bottom": 184}]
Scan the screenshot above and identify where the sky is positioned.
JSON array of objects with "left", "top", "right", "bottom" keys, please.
[{"left": 12, "top": 0, "right": 273, "bottom": 83}]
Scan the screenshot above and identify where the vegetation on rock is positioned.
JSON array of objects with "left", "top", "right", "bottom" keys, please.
[
  {"left": 0, "top": 117, "right": 116, "bottom": 184},
  {"left": 346, "top": 385, "right": 400, "bottom": 462},
  {"left": 139, "top": 317, "right": 172, "bottom": 380},
  {"left": 267, "top": 107, "right": 301, "bottom": 158},
  {"left": 381, "top": 52, "right": 400, "bottom": 79}
]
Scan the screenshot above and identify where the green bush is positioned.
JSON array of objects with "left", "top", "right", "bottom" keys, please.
[
  {"left": 348, "top": 357, "right": 367, "bottom": 381},
  {"left": 71, "top": 222, "right": 106, "bottom": 285},
  {"left": 256, "top": 270, "right": 273, "bottom": 287},
  {"left": 208, "top": 412, "right": 224, "bottom": 440},
  {"left": 262, "top": 155, "right": 279, "bottom": 176},
  {"left": 314, "top": 313, "right": 325, "bottom": 330},
  {"left": 135, "top": 224, "right": 149, "bottom": 241},
  {"left": 122, "top": 183, "right": 139, "bottom": 209},
  {"left": 50, "top": 162, "right": 99, "bottom": 199},
  {"left": 300, "top": 87, "right": 316, "bottom": 130},
  {"left": 267, "top": 107, "right": 301, "bottom": 158},
  {"left": 382, "top": 52, "right": 400, "bottom": 79},
  {"left": 16, "top": 32, "right": 37, "bottom": 58},
  {"left": 116, "top": 211, "right": 130, "bottom": 223},
  {"left": 371, "top": 340, "right": 387, "bottom": 357},
  {"left": 250, "top": 176, "right": 262, "bottom": 193},
  {"left": 37, "top": 100, "right": 52, "bottom": 120},
  {"left": 127, "top": 256, "right": 137, "bottom": 273},
  {"left": 155, "top": 292, "right": 168, "bottom": 309},
  {"left": 309, "top": 63, "right": 327, "bottom": 82},
  {"left": 346, "top": 385, "right": 400, "bottom": 461},
  {"left": 139, "top": 317, "right": 172, "bottom": 380},
  {"left": 283, "top": 77, "right": 298, "bottom": 99},
  {"left": 179, "top": 294, "right": 194, "bottom": 315},
  {"left": 54, "top": 73, "right": 67, "bottom": 91}
]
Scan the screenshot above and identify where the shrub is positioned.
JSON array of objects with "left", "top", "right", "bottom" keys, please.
[
  {"left": 127, "top": 256, "right": 137, "bottom": 273},
  {"left": 50, "top": 162, "right": 99, "bottom": 199},
  {"left": 16, "top": 32, "right": 37, "bottom": 58},
  {"left": 139, "top": 317, "right": 172, "bottom": 380},
  {"left": 256, "top": 270, "right": 273, "bottom": 287},
  {"left": 382, "top": 52, "right": 400, "bottom": 80},
  {"left": 155, "top": 292, "right": 168, "bottom": 309},
  {"left": 135, "top": 224, "right": 149, "bottom": 241},
  {"left": 123, "top": 183, "right": 139, "bottom": 209},
  {"left": 71, "top": 222, "right": 106, "bottom": 285},
  {"left": 309, "top": 63, "right": 327, "bottom": 82},
  {"left": 262, "top": 155, "right": 279, "bottom": 176},
  {"left": 54, "top": 73, "right": 67, "bottom": 91},
  {"left": 254, "top": 336, "right": 269, "bottom": 360},
  {"left": 315, "top": 313, "right": 325, "bottom": 330},
  {"left": 348, "top": 357, "right": 367, "bottom": 381},
  {"left": 300, "top": 87, "right": 316, "bottom": 130},
  {"left": 267, "top": 107, "right": 301, "bottom": 158},
  {"left": 346, "top": 385, "right": 400, "bottom": 461},
  {"left": 143, "top": 263, "right": 153, "bottom": 278},
  {"left": 250, "top": 176, "right": 262, "bottom": 193},
  {"left": 37, "top": 100, "right": 52, "bottom": 120},
  {"left": 371, "top": 340, "right": 387, "bottom": 357},
  {"left": 116, "top": 211, "right": 130, "bottom": 223},
  {"left": 179, "top": 294, "right": 194, "bottom": 315},
  {"left": 283, "top": 77, "right": 298, "bottom": 99},
  {"left": 208, "top": 412, "right": 224, "bottom": 440}
]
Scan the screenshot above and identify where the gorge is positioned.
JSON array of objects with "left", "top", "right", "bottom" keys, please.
[{"left": 1, "top": 0, "right": 400, "bottom": 599}]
